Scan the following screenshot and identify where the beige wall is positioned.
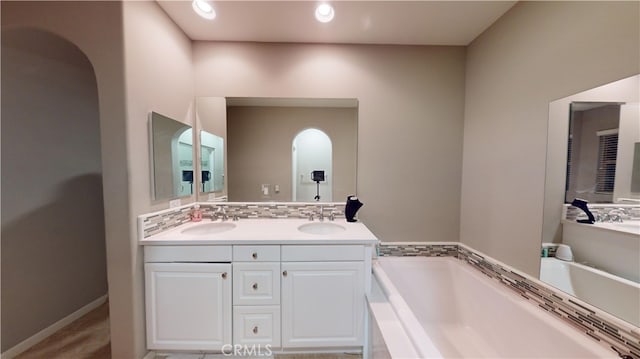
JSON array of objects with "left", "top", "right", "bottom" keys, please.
[
  {"left": 194, "top": 43, "right": 467, "bottom": 242},
  {"left": 122, "top": 1, "right": 195, "bottom": 357},
  {"left": 461, "top": 1, "right": 640, "bottom": 276},
  {"left": 227, "top": 106, "right": 357, "bottom": 202},
  {"left": 1, "top": 28, "right": 107, "bottom": 352}
]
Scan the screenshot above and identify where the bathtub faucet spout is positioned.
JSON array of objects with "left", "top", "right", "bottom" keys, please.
[{"left": 571, "top": 198, "right": 595, "bottom": 224}]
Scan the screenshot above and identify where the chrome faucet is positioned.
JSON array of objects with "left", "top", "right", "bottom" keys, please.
[
  {"left": 202, "top": 212, "right": 216, "bottom": 221},
  {"left": 319, "top": 205, "right": 324, "bottom": 222},
  {"left": 609, "top": 209, "right": 625, "bottom": 223},
  {"left": 216, "top": 206, "right": 228, "bottom": 221}
]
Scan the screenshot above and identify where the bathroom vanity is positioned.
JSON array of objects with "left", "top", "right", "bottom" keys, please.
[{"left": 139, "top": 214, "right": 377, "bottom": 354}]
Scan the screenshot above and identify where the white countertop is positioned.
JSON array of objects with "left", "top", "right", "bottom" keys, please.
[
  {"left": 140, "top": 218, "right": 379, "bottom": 245},
  {"left": 561, "top": 219, "right": 640, "bottom": 236}
]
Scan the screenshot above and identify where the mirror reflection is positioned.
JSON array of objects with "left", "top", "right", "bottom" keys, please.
[
  {"left": 200, "top": 130, "right": 224, "bottom": 193},
  {"left": 194, "top": 97, "right": 358, "bottom": 202},
  {"left": 195, "top": 97, "right": 227, "bottom": 199},
  {"left": 541, "top": 74, "right": 640, "bottom": 326},
  {"left": 150, "top": 112, "right": 193, "bottom": 200},
  {"left": 565, "top": 102, "right": 622, "bottom": 203}
]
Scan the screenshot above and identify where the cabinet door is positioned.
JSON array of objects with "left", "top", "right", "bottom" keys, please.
[
  {"left": 145, "top": 263, "right": 231, "bottom": 350},
  {"left": 281, "top": 261, "right": 364, "bottom": 348}
]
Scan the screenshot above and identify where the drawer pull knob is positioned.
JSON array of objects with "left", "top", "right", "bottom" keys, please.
[
  {"left": 282, "top": 270, "right": 288, "bottom": 277},
  {"left": 222, "top": 272, "right": 228, "bottom": 279},
  {"left": 252, "top": 283, "right": 258, "bottom": 290},
  {"left": 253, "top": 326, "right": 259, "bottom": 334},
  {"left": 252, "top": 252, "right": 258, "bottom": 259}
]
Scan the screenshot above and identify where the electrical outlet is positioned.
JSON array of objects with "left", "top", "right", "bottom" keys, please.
[
  {"left": 261, "top": 184, "right": 270, "bottom": 196},
  {"left": 169, "top": 199, "right": 181, "bottom": 208}
]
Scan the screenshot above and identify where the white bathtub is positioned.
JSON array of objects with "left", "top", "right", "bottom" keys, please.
[
  {"left": 372, "top": 257, "right": 616, "bottom": 359},
  {"left": 540, "top": 257, "right": 640, "bottom": 327}
]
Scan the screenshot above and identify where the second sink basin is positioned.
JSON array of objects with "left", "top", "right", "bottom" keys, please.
[
  {"left": 298, "top": 222, "right": 346, "bottom": 235},
  {"left": 181, "top": 222, "right": 237, "bottom": 235}
]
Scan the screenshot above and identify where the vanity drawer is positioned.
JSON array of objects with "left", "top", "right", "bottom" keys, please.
[
  {"left": 233, "top": 262, "right": 280, "bottom": 305},
  {"left": 233, "top": 306, "right": 281, "bottom": 347},
  {"left": 281, "top": 245, "right": 365, "bottom": 261},
  {"left": 144, "top": 245, "right": 232, "bottom": 263},
  {"left": 233, "top": 245, "right": 280, "bottom": 262}
]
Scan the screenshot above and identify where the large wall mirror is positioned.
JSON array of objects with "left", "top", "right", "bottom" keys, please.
[
  {"left": 150, "top": 112, "right": 194, "bottom": 200},
  {"left": 195, "top": 97, "right": 358, "bottom": 202},
  {"left": 541, "top": 74, "right": 639, "bottom": 326}
]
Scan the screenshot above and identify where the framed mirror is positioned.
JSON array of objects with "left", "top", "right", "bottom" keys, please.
[
  {"left": 195, "top": 97, "right": 358, "bottom": 202},
  {"left": 150, "top": 111, "right": 193, "bottom": 200},
  {"left": 541, "top": 74, "right": 639, "bottom": 326}
]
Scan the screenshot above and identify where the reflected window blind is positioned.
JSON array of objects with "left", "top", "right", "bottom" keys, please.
[{"left": 595, "top": 129, "right": 618, "bottom": 193}]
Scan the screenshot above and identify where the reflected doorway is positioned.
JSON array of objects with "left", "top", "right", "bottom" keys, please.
[{"left": 292, "top": 129, "right": 332, "bottom": 202}]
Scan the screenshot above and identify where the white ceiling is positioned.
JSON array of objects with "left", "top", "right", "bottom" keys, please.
[{"left": 157, "top": 1, "right": 517, "bottom": 46}]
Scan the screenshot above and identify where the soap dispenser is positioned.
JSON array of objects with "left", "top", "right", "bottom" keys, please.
[{"left": 190, "top": 204, "right": 203, "bottom": 222}]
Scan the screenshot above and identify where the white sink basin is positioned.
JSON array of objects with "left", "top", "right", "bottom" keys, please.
[
  {"left": 297, "top": 222, "right": 346, "bottom": 235},
  {"left": 181, "top": 222, "right": 237, "bottom": 235}
]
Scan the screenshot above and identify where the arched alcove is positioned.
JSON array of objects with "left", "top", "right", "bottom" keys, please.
[{"left": 1, "top": 28, "right": 109, "bottom": 354}]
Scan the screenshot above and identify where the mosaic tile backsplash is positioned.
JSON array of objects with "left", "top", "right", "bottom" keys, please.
[
  {"left": 377, "top": 243, "right": 458, "bottom": 257},
  {"left": 378, "top": 242, "right": 640, "bottom": 359},
  {"left": 141, "top": 202, "right": 345, "bottom": 238},
  {"left": 565, "top": 204, "right": 640, "bottom": 221}
]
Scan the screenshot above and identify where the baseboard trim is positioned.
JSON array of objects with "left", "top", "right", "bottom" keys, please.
[{"left": 1, "top": 294, "right": 108, "bottom": 359}]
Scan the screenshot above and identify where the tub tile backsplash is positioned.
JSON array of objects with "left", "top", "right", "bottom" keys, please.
[
  {"left": 379, "top": 242, "right": 640, "bottom": 359},
  {"left": 378, "top": 243, "right": 458, "bottom": 257},
  {"left": 140, "top": 202, "right": 344, "bottom": 238}
]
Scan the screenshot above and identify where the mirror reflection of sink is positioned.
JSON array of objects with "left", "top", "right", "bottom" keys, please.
[
  {"left": 181, "top": 222, "right": 237, "bottom": 235},
  {"left": 298, "top": 222, "right": 346, "bottom": 235}
]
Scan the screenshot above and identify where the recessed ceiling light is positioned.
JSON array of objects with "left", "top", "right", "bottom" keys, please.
[
  {"left": 192, "top": 0, "right": 216, "bottom": 20},
  {"left": 315, "top": 3, "right": 335, "bottom": 23}
]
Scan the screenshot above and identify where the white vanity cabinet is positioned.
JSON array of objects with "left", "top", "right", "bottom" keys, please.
[
  {"left": 144, "top": 246, "right": 232, "bottom": 351},
  {"left": 143, "top": 242, "right": 371, "bottom": 353},
  {"left": 281, "top": 245, "right": 365, "bottom": 348}
]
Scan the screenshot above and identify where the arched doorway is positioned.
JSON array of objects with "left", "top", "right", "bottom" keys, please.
[
  {"left": 1, "top": 28, "right": 109, "bottom": 356},
  {"left": 292, "top": 128, "right": 333, "bottom": 202}
]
